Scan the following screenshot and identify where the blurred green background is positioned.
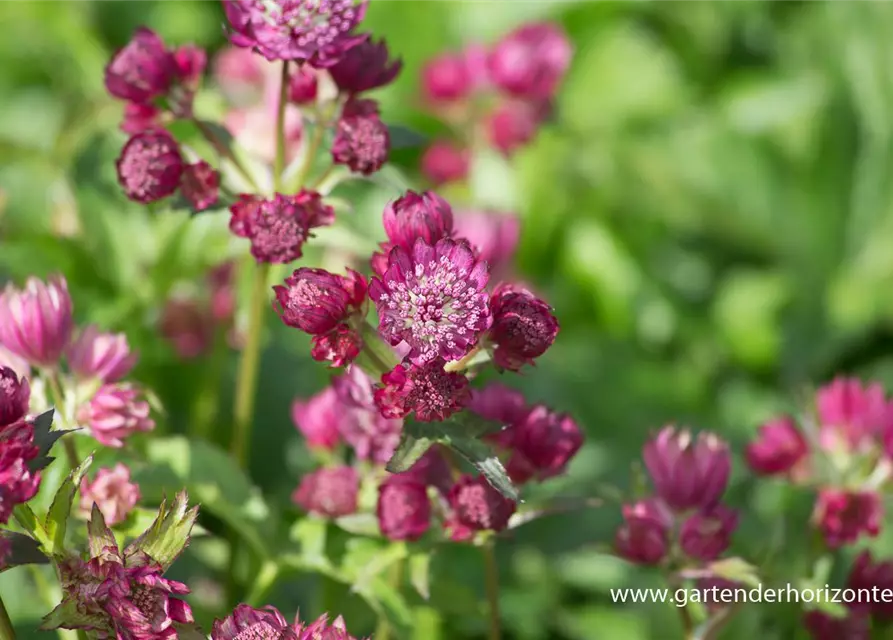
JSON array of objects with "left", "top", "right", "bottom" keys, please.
[{"left": 3, "top": 1, "right": 893, "bottom": 638}]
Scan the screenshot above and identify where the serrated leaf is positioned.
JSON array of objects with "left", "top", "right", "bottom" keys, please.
[
  {"left": 442, "top": 434, "right": 518, "bottom": 502},
  {"left": 409, "top": 552, "right": 431, "bottom": 600},
  {"left": 40, "top": 596, "right": 107, "bottom": 632},
  {"left": 440, "top": 411, "right": 506, "bottom": 439},
  {"left": 0, "top": 531, "right": 48, "bottom": 572},
  {"left": 28, "top": 408, "right": 72, "bottom": 471},
  {"left": 44, "top": 454, "right": 93, "bottom": 554},
  {"left": 387, "top": 123, "right": 428, "bottom": 149},
  {"left": 124, "top": 490, "right": 198, "bottom": 571},
  {"left": 385, "top": 432, "right": 435, "bottom": 473}
]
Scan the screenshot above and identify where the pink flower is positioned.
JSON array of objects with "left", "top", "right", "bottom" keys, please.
[
  {"left": 487, "top": 23, "right": 572, "bottom": 101},
  {"left": 422, "top": 53, "right": 472, "bottom": 103},
  {"left": 0, "top": 367, "right": 29, "bottom": 429},
  {"left": 229, "top": 191, "right": 334, "bottom": 264},
  {"left": 211, "top": 604, "right": 296, "bottom": 640},
  {"left": 226, "top": 103, "right": 304, "bottom": 163},
  {"left": 813, "top": 489, "right": 881, "bottom": 548},
  {"left": 369, "top": 238, "right": 490, "bottom": 365},
  {"left": 505, "top": 405, "right": 582, "bottom": 483},
  {"left": 291, "top": 387, "right": 342, "bottom": 450},
  {"left": 116, "top": 130, "right": 184, "bottom": 204},
  {"left": 488, "top": 282, "right": 558, "bottom": 371},
  {"left": 288, "top": 65, "right": 319, "bottom": 104},
  {"left": 310, "top": 325, "right": 363, "bottom": 368},
  {"left": 79, "top": 464, "right": 141, "bottom": 526},
  {"left": 66, "top": 325, "right": 136, "bottom": 383},
  {"left": 804, "top": 610, "right": 870, "bottom": 640},
  {"left": 273, "top": 267, "right": 366, "bottom": 335},
  {"left": 679, "top": 505, "right": 738, "bottom": 561},
  {"left": 332, "top": 367, "right": 403, "bottom": 463},
  {"left": 816, "top": 377, "right": 893, "bottom": 452},
  {"left": 453, "top": 210, "right": 520, "bottom": 276},
  {"left": 420, "top": 141, "right": 469, "bottom": 186},
  {"left": 448, "top": 474, "right": 515, "bottom": 534},
  {"left": 382, "top": 190, "right": 454, "bottom": 253},
  {"left": 486, "top": 101, "right": 541, "bottom": 156},
  {"left": 377, "top": 476, "right": 431, "bottom": 541},
  {"left": 180, "top": 161, "right": 220, "bottom": 211},
  {"left": 642, "top": 426, "right": 731, "bottom": 512},
  {"left": 214, "top": 46, "right": 265, "bottom": 104},
  {"left": 158, "top": 297, "right": 213, "bottom": 360},
  {"left": 329, "top": 37, "right": 402, "bottom": 95},
  {"left": 374, "top": 360, "right": 470, "bottom": 423},
  {"left": 615, "top": 499, "right": 672, "bottom": 565},
  {"left": 104, "top": 27, "right": 177, "bottom": 103},
  {"left": 295, "top": 613, "right": 361, "bottom": 640},
  {"left": 331, "top": 109, "right": 390, "bottom": 175},
  {"left": 292, "top": 466, "right": 358, "bottom": 518},
  {"left": 0, "top": 275, "right": 74, "bottom": 367},
  {"left": 469, "top": 383, "right": 529, "bottom": 449},
  {"left": 120, "top": 103, "right": 162, "bottom": 135},
  {"left": 78, "top": 383, "right": 155, "bottom": 448},
  {"left": 223, "top": 0, "right": 369, "bottom": 66},
  {"left": 745, "top": 416, "right": 809, "bottom": 477},
  {"left": 0, "top": 422, "right": 41, "bottom": 524},
  {"left": 847, "top": 550, "right": 893, "bottom": 620},
  {"left": 400, "top": 446, "right": 453, "bottom": 496}
]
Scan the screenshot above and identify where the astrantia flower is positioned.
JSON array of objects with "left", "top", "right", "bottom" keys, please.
[
  {"left": 329, "top": 37, "right": 402, "bottom": 95},
  {"left": 77, "top": 383, "right": 155, "bottom": 448},
  {"left": 0, "top": 275, "right": 74, "bottom": 368},
  {"left": 104, "top": 27, "right": 177, "bottom": 104},
  {"left": 506, "top": 405, "right": 582, "bottom": 483},
  {"left": 294, "top": 613, "right": 361, "bottom": 640},
  {"left": 121, "top": 103, "right": 162, "bottom": 135},
  {"left": 369, "top": 238, "right": 490, "bottom": 365},
  {"left": 230, "top": 191, "right": 334, "bottom": 264},
  {"left": 332, "top": 367, "right": 403, "bottom": 463},
  {"left": 292, "top": 466, "right": 358, "bottom": 518},
  {"left": 615, "top": 499, "right": 672, "bottom": 566},
  {"left": 223, "top": 0, "right": 369, "bottom": 66},
  {"left": 421, "top": 53, "right": 472, "bottom": 103},
  {"left": 0, "top": 367, "right": 29, "bottom": 429},
  {"left": 382, "top": 190, "right": 454, "bottom": 253},
  {"left": 0, "top": 421, "right": 41, "bottom": 524},
  {"left": 288, "top": 65, "right": 319, "bottom": 104},
  {"left": 310, "top": 324, "right": 363, "bottom": 368},
  {"left": 487, "top": 22, "right": 572, "bottom": 101},
  {"left": 331, "top": 109, "right": 390, "bottom": 175},
  {"left": 816, "top": 377, "right": 893, "bottom": 453},
  {"left": 813, "top": 488, "right": 881, "bottom": 548},
  {"left": 211, "top": 604, "right": 296, "bottom": 640},
  {"left": 679, "top": 505, "right": 738, "bottom": 561},
  {"left": 180, "top": 161, "right": 220, "bottom": 211},
  {"left": 79, "top": 464, "right": 141, "bottom": 526},
  {"left": 374, "top": 360, "right": 470, "bottom": 423},
  {"left": 420, "top": 141, "right": 469, "bottom": 186},
  {"left": 486, "top": 101, "right": 541, "bottom": 156},
  {"left": 273, "top": 267, "right": 366, "bottom": 335},
  {"left": 745, "top": 416, "right": 809, "bottom": 477},
  {"left": 66, "top": 325, "right": 136, "bottom": 383},
  {"left": 447, "top": 474, "right": 515, "bottom": 533},
  {"left": 116, "top": 130, "right": 184, "bottom": 204},
  {"left": 376, "top": 476, "right": 431, "bottom": 541},
  {"left": 453, "top": 211, "right": 520, "bottom": 277},
  {"left": 803, "top": 610, "right": 870, "bottom": 640},
  {"left": 291, "top": 387, "right": 342, "bottom": 450},
  {"left": 488, "top": 283, "right": 558, "bottom": 371},
  {"left": 847, "top": 550, "right": 893, "bottom": 620}
]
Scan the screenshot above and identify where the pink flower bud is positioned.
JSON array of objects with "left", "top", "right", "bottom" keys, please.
[
  {"left": 292, "top": 466, "right": 359, "bottom": 518},
  {"left": 104, "top": 27, "right": 177, "bottom": 103},
  {"left": 813, "top": 488, "right": 881, "bottom": 548},
  {"left": 116, "top": 129, "right": 184, "bottom": 204},
  {"left": 615, "top": 499, "right": 671, "bottom": 565},
  {"left": 291, "top": 387, "right": 342, "bottom": 450},
  {"left": 295, "top": 613, "right": 361, "bottom": 639},
  {"left": 642, "top": 426, "right": 731, "bottom": 512},
  {"left": 331, "top": 110, "right": 390, "bottom": 175},
  {"left": 172, "top": 45, "right": 207, "bottom": 88},
  {"left": 311, "top": 324, "right": 363, "bottom": 369},
  {"left": 273, "top": 267, "right": 365, "bottom": 335},
  {"left": 0, "top": 367, "right": 29, "bottom": 430},
  {"left": 453, "top": 210, "right": 520, "bottom": 275},
  {"left": 448, "top": 474, "right": 515, "bottom": 533},
  {"left": 377, "top": 476, "right": 431, "bottom": 541},
  {"left": 66, "top": 325, "right": 136, "bottom": 383},
  {"left": 745, "top": 416, "right": 809, "bottom": 477},
  {"left": 0, "top": 421, "right": 40, "bottom": 523},
  {"left": 158, "top": 297, "right": 213, "bottom": 360},
  {"left": 401, "top": 446, "right": 453, "bottom": 496},
  {"left": 804, "top": 610, "right": 870, "bottom": 640},
  {"left": 180, "top": 161, "right": 220, "bottom": 212},
  {"left": 0, "top": 275, "right": 74, "bottom": 367},
  {"left": 211, "top": 604, "right": 291, "bottom": 640},
  {"left": 77, "top": 383, "right": 155, "bottom": 448},
  {"left": 382, "top": 190, "right": 454, "bottom": 253},
  {"left": 847, "top": 550, "right": 893, "bottom": 620},
  {"left": 469, "top": 383, "right": 530, "bottom": 449},
  {"left": 420, "top": 141, "right": 469, "bottom": 186},
  {"left": 486, "top": 101, "right": 541, "bottom": 156},
  {"left": 79, "top": 463, "right": 140, "bottom": 526},
  {"left": 375, "top": 360, "right": 470, "bottom": 423},
  {"left": 817, "top": 377, "right": 893, "bottom": 452},
  {"left": 488, "top": 283, "right": 559, "bottom": 371},
  {"left": 679, "top": 505, "right": 738, "bottom": 561},
  {"left": 288, "top": 65, "right": 319, "bottom": 104},
  {"left": 333, "top": 367, "right": 403, "bottom": 464},
  {"left": 506, "top": 405, "right": 582, "bottom": 483},
  {"left": 120, "top": 102, "right": 162, "bottom": 135},
  {"left": 487, "top": 22, "right": 572, "bottom": 101},
  {"left": 422, "top": 53, "right": 472, "bottom": 103},
  {"left": 329, "top": 37, "right": 402, "bottom": 95}
]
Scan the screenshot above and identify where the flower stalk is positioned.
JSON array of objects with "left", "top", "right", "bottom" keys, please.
[{"left": 483, "top": 540, "right": 502, "bottom": 640}]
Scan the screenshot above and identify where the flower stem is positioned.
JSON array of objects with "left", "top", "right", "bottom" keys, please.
[
  {"left": 482, "top": 540, "right": 502, "bottom": 640},
  {"left": 0, "top": 596, "right": 14, "bottom": 640},
  {"left": 193, "top": 117, "right": 260, "bottom": 192},
  {"left": 373, "top": 557, "right": 404, "bottom": 640},
  {"left": 44, "top": 372, "right": 78, "bottom": 470},
  {"left": 191, "top": 327, "right": 227, "bottom": 442},
  {"left": 273, "top": 61, "right": 291, "bottom": 190}
]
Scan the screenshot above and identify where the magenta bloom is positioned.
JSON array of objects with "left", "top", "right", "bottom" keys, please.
[
  {"left": 104, "top": 27, "right": 177, "bottom": 104},
  {"left": 0, "top": 367, "right": 29, "bottom": 429},
  {"left": 377, "top": 476, "right": 431, "bottom": 541},
  {"left": 448, "top": 474, "right": 515, "bottom": 533},
  {"left": 214, "top": 46, "right": 265, "bottom": 103},
  {"left": 469, "top": 383, "right": 529, "bottom": 449},
  {"left": 814, "top": 488, "right": 881, "bottom": 548},
  {"left": 79, "top": 464, "right": 141, "bottom": 527},
  {"left": 223, "top": 0, "right": 368, "bottom": 66},
  {"left": 291, "top": 387, "right": 342, "bottom": 450},
  {"left": 180, "top": 161, "right": 220, "bottom": 211},
  {"left": 0, "top": 275, "right": 74, "bottom": 368},
  {"left": 116, "top": 130, "right": 184, "bottom": 204},
  {"left": 329, "top": 37, "right": 402, "bottom": 95},
  {"left": 804, "top": 610, "right": 870, "bottom": 640},
  {"left": 331, "top": 110, "right": 390, "bottom": 175},
  {"left": 288, "top": 65, "right": 319, "bottom": 104},
  {"left": 230, "top": 191, "right": 334, "bottom": 264},
  {"left": 488, "top": 283, "right": 559, "bottom": 371},
  {"left": 273, "top": 267, "right": 366, "bottom": 335},
  {"left": 848, "top": 550, "right": 893, "bottom": 619},
  {"left": 506, "top": 405, "right": 582, "bottom": 483},
  {"left": 615, "top": 499, "right": 672, "bottom": 566},
  {"left": 642, "top": 426, "right": 730, "bottom": 512},
  {"left": 453, "top": 210, "right": 520, "bottom": 276},
  {"left": 422, "top": 53, "right": 472, "bottom": 103},
  {"left": 745, "top": 416, "right": 809, "bottom": 477},
  {"left": 66, "top": 325, "right": 136, "bottom": 383},
  {"left": 121, "top": 102, "right": 162, "bottom": 135},
  {"left": 212, "top": 604, "right": 296, "bottom": 640},
  {"left": 382, "top": 190, "right": 454, "bottom": 253},
  {"left": 486, "top": 101, "right": 541, "bottom": 156},
  {"left": 310, "top": 324, "right": 363, "bottom": 368},
  {"left": 420, "top": 141, "right": 469, "bottom": 186},
  {"left": 816, "top": 377, "right": 893, "bottom": 451},
  {"left": 77, "top": 383, "right": 155, "bottom": 448},
  {"left": 401, "top": 446, "right": 453, "bottom": 496},
  {"left": 679, "top": 505, "right": 738, "bottom": 561},
  {"left": 295, "top": 613, "right": 360, "bottom": 640},
  {"left": 292, "top": 466, "right": 358, "bottom": 518},
  {"left": 332, "top": 367, "right": 403, "bottom": 463},
  {"left": 370, "top": 238, "right": 490, "bottom": 365},
  {"left": 375, "top": 360, "right": 470, "bottom": 423},
  {"left": 0, "top": 422, "right": 41, "bottom": 524},
  {"left": 488, "top": 23, "right": 572, "bottom": 101},
  {"left": 158, "top": 297, "right": 213, "bottom": 360}
]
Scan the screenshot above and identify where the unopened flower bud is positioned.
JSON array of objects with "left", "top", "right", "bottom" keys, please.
[
  {"left": 745, "top": 416, "right": 808, "bottom": 477},
  {"left": 488, "top": 283, "right": 559, "bottom": 371},
  {"left": 487, "top": 23, "right": 572, "bottom": 100},
  {"left": 447, "top": 474, "right": 515, "bottom": 533},
  {"left": 813, "top": 488, "right": 881, "bottom": 548},
  {"left": 77, "top": 383, "right": 155, "bottom": 448},
  {"left": 292, "top": 466, "right": 359, "bottom": 518},
  {"left": 615, "top": 499, "right": 671, "bottom": 565},
  {"left": 382, "top": 190, "right": 454, "bottom": 252},
  {"left": 0, "top": 275, "right": 73, "bottom": 368},
  {"left": 79, "top": 463, "right": 141, "bottom": 526},
  {"left": 0, "top": 367, "right": 29, "bottom": 430},
  {"left": 66, "top": 325, "right": 136, "bottom": 383},
  {"left": 116, "top": 129, "right": 184, "bottom": 204},
  {"left": 180, "top": 161, "right": 220, "bottom": 212},
  {"left": 679, "top": 505, "right": 738, "bottom": 561},
  {"left": 420, "top": 141, "right": 469, "bottom": 186},
  {"left": 377, "top": 476, "right": 431, "bottom": 541}
]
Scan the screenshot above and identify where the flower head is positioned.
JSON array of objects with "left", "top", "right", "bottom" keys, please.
[
  {"left": 453, "top": 211, "right": 520, "bottom": 275},
  {"left": 104, "top": 27, "right": 177, "bottom": 103},
  {"left": 180, "top": 161, "right": 220, "bottom": 211},
  {"left": 505, "top": 405, "right": 582, "bottom": 483},
  {"left": 382, "top": 190, "right": 454, "bottom": 253},
  {"left": 813, "top": 488, "right": 881, "bottom": 548},
  {"left": 331, "top": 109, "right": 390, "bottom": 175},
  {"left": 291, "top": 387, "right": 342, "bottom": 450},
  {"left": 292, "top": 466, "right": 358, "bottom": 518},
  {"left": 332, "top": 367, "right": 403, "bottom": 463},
  {"left": 116, "top": 130, "right": 184, "bottom": 204},
  {"left": 488, "top": 23, "right": 571, "bottom": 101},
  {"left": 847, "top": 550, "right": 893, "bottom": 620},
  {"left": 486, "top": 101, "right": 542, "bottom": 156},
  {"left": 642, "top": 426, "right": 731, "bottom": 512},
  {"left": 273, "top": 267, "right": 365, "bottom": 335},
  {"left": 0, "top": 422, "right": 41, "bottom": 524},
  {"left": 0, "top": 367, "right": 29, "bottom": 429},
  {"left": 745, "top": 416, "right": 809, "bottom": 477},
  {"left": 816, "top": 377, "right": 893, "bottom": 452},
  {"left": 310, "top": 325, "right": 363, "bottom": 368},
  {"left": 376, "top": 476, "right": 430, "bottom": 541},
  {"left": 488, "top": 283, "right": 558, "bottom": 371},
  {"left": 0, "top": 275, "right": 74, "bottom": 367},
  {"left": 447, "top": 474, "right": 515, "bottom": 533},
  {"left": 295, "top": 613, "right": 361, "bottom": 640},
  {"left": 803, "top": 610, "right": 870, "bottom": 640},
  {"left": 469, "top": 383, "right": 529, "bottom": 449},
  {"left": 211, "top": 604, "right": 296, "bottom": 640},
  {"left": 223, "top": 0, "right": 369, "bottom": 66},
  {"left": 420, "top": 141, "right": 469, "bottom": 186},
  {"left": 79, "top": 464, "right": 141, "bottom": 527},
  {"left": 78, "top": 383, "right": 155, "bottom": 448},
  {"left": 121, "top": 103, "right": 162, "bottom": 135},
  {"left": 679, "top": 505, "right": 738, "bottom": 561},
  {"left": 422, "top": 53, "right": 472, "bottom": 103},
  {"left": 66, "top": 325, "right": 136, "bottom": 383},
  {"left": 369, "top": 238, "right": 490, "bottom": 365},
  {"left": 374, "top": 360, "right": 470, "bottom": 423},
  {"left": 288, "top": 65, "right": 319, "bottom": 104},
  {"left": 615, "top": 499, "right": 671, "bottom": 565},
  {"left": 329, "top": 37, "right": 401, "bottom": 95}
]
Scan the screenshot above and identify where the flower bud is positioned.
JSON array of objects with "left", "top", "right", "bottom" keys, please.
[
  {"left": 292, "top": 466, "right": 359, "bottom": 518},
  {"left": 329, "top": 38, "right": 402, "bottom": 95},
  {"left": 288, "top": 65, "right": 319, "bottom": 104},
  {"left": 745, "top": 416, "right": 808, "bottom": 477},
  {"left": 487, "top": 23, "right": 572, "bottom": 101},
  {"left": 422, "top": 53, "right": 472, "bottom": 103},
  {"left": 116, "top": 129, "right": 184, "bottom": 204},
  {"left": 679, "top": 505, "right": 738, "bottom": 561},
  {"left": 615, "top": 499, "right": 671, "bottom": 565},
  {"left": 120, "top": 102, "right": 162, "bottom": 135},
  {"left": 377, "top": 476, "right": 431, "bottom": 541},
  {"left": 273, "top": 267, "right": 364, "bottom": 335},
  {"left": 291, "top": 387, "right": 342, "bottom": 450},
  {"left": 331, "top": 110, "right": 390, "bottom": 175},
  {"left": 0, "top": 367, "right": 29, "bottom": 430},
  {"left": 813, "top": 488, "right": 881, "bottom": 548},
  {"left": 469, "top": 383, "right": 530, "bottom": 449},
  {"left": 506, "top": 405, "right": 582, "bottom": 483},
  {"left": 211, "top": 604, "right": 291, "bottom": 640},
  {"left": 382, "top": 190, "right": 454, "bottom": 252},
  {"left": 447, "top": 474, "right": 515, "bottom": 533},
  {"left": 180, "top": 161, "right": 220, "bottom": 212},
  {"left": 420, "top": 141, "right": 469, "bottom": 186},
  {"left": 817, "top": 377, "right": 893, "bottom": 452},
  {"left": 486, "top": 101, "right": 541, "bottom": 156},
  {"left": 847, "top": 550, "right": 893, "bottom": 620},
  {"left": 310, "top": 324, "right": 363, "bottom": 369},
  {"left": 104, "top": 27, "right": 176, "bottom": 103},
  {"left": 0, "top": 275, "right": 73, "bottom": 367},
  {"left": 79, "top": 463, "right": 141, "bottom": 526},
  {"left": 296, "top": 613, "right": 361, "bottom": 639},
  {"left": 0, "top": 422, "right": 41, "bottom": 524},
  {"left": 77, "top": 383, "right": 155, "bottom": 448},
  {"left": 488, "top": 283, "right": 559, "bottom": 371},
  {"left": 66, "top": 325, "right": 136, "bottom": 383}
]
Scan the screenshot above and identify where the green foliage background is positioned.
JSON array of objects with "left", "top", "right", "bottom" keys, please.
[{"left": 3, "top": 1, "right": 893, "bottom": 638}]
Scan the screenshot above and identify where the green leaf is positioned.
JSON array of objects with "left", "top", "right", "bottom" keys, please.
[
  {"left": 334, "top": 512, "right": 382, "bottom": 537},
  {"left": 289, "top": 517, "right": 330, "bottom": 571},
  {"left": 707, "top": 557, "right": 760, "bottom": 589},
  {"left": 440, "top": 411, "right": 506, "bottom": 439},
  {"left": 44, "top": 454, "right": 92, "bottom": 554},
  {"left": 409, "top": 551, "right": 432, "bottom": 600},
  {"left": 28, "top": 408, "right": 71, "bottom": 471},
  {"left": 385, "top": 432, "right": 435, "bottom": 474},
  {"left": 387, "top": 123, "right": 428, "bottom": 149},
  {"left": 124, "top": 491, "right": 198, "bottom": 571},
  {"left": 0, "top": 531, "right": 49, "bottom": 572},
  {"left": 444, "top": 434, "right": 518, "bottom": 502},
  {"left": 12, "top": 504, "right": 51, "bottom": 549},
  {"left": 40, "top": 596, "right": 107, "bottom": 632},
  {"left": 87, "top": 504, "right": 116, "bottom": 558}
]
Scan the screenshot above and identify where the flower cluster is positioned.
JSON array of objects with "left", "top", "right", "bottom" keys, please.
[
  {"left": 211, "top": 603, "right": 363, "bottom": 640},
  {"left": 0, "top": 369, "right": 40, "bottom": 523}
]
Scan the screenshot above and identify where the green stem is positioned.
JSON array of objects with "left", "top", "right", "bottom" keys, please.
[
  {"left": 293, "top": 117, "right": 327, "bottom": 193},
  {"left": 27, "top": 566, "right": 76, "bottom": 640},
  {"left": 373, "top": 558, "right": 404, "bottom": 640},
  {"left": 44, "top": 373, "right": 78, "bottom": 470},
  {"left": 191, "top": 327, "right": 227, "bottom": 442},
  {"left": 246, "top": 561, "right": 279, "bottom": 607},
  {"left": 0, "top": 596, "right": 14, "bottom": 640},
  {"left": 193, "top": 118, "right": 260, "bottom": 192},
  {"left": 482, "top": 541, "right": 502, "bottom": 640},
  {"left": 273, "top": 61, "right": 290, "bottom": 191}
]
